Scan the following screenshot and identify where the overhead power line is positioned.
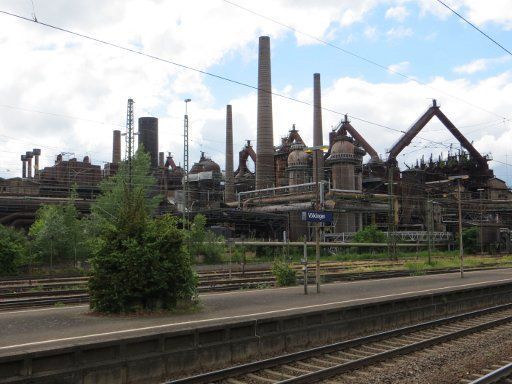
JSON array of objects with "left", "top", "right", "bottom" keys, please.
[
  {"left": 435, "top": 0, "right": 512, "bottom": 56},
  {"left": 222, "top": 0, "right": 511, "bottom": 122}
]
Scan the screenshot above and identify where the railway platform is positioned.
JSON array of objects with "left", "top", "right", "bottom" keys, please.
[{"left": 1, "top": 268, "right": 511, "bottom": 354}]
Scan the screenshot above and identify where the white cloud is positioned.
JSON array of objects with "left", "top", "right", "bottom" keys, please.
[
  {"left": 385, "top": 6, "right": 409, "bottom": 22},
  {"left": 386, "top": 26, "right": 413, "bottom": 39},
  {"left": 364, "top": 26, "right": 378, "bottom": 40},
  {"left": 388, "top": 61, "right": 410, "bottom": 74},
  {"left": 454, "top": 56, "right": 511, "bottom": 75}
]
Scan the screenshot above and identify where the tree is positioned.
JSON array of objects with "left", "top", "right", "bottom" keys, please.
[
  {"left": 28, "top": 193, "right": 86, "bottom": 269},
  {"left": 88, "top": 149, "right": 197, "bottom": 313},
  {"left": 188, "top": 214, "right": 225, "bottom": 263},
  {"left": 0, "top": 225, "right": 27, "bottom": 275},
  {"left": 90, "top": 149, "right": 160, "bottom": 232}
]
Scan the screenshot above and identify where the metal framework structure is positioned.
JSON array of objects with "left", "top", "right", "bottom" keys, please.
[{"left": 123, "top": 98, "right": 135, "bottom": 187}]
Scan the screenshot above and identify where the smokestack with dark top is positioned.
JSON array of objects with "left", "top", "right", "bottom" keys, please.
[
  {"left": 112, "top": 130, "right": 121, "bottom": 164},
  {"left": 313, "top": 73, "right": 323, "bottom": 184},
  {"left": 33, "top": 148, "right": 41, "bottom": 178},
  {"left": 26, "top": 151, "right": 33, "bottom": 179},
  {"left": 21, "top": 155, "right": 26, "bottom": 178},
  {"left": 138, "top": 117, "right": 159, "bottom": 169},
  {"left": 255, "top": 35, "right": 275, "bottom": 189},
  {"left": 159, "top": 152, "right": 165, "bottom": 168},
  {"left": 225, "top": 104, "right": 235, "bottom": 202}
]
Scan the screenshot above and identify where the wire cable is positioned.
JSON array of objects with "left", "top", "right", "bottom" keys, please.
[
  {"left": 435, "top": 0, "right": 512, "bottom": 56},
  {"left": 222, "top": 0, "right": 511, "bottom": 122}
]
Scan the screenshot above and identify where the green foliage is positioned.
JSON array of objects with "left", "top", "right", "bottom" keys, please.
[
  {"left": 89, "top": 214, "right": 197, "bottom": 313},
  {"left": 353, "top": 225, "right": 386, "bottom": 244},
  {"left": 271, "top": 260, "right": 297, "bottom": 287},
  {"left": 188, "top": 214, "right": 225, "bottom": 264},
  {"left": 28, "top": 196, "right": 88, "bottom": 267},
  {"left": 90, "top": 149, "right": 160, "bottom": 232},
  {"left": 461, "top": 227, "right": 479, "bottom": 254},
  {"left": 89, "top": 151, "right": 196, "bottom": 313},
  {"left": 0, "top": 225, "right": 27, "bottom": 275}
]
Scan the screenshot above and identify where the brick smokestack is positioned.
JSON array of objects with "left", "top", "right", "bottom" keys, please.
[
  {"left": 255, "top": 36, "right": 275, "bottom": 189},
  {"left": 26, "top": 151, "right": 33, "bottom": 179},
  {"left": 313, "top": 73, "right": 324, "bottom": 184},
  {"left": 159, "top": 152, "right": 165, "bottom": 168},
  {"left": 225, "top": 105, "right": 235, "bottom": 202},
  {"left": 112, "top": 130, "right": 121, "bottom": 164},
  {"left": 21, "top": 155, "right": 26, "bottom": 178}
]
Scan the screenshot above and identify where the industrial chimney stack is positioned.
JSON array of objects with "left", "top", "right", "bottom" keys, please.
[
  {"left": 225, "top": 104, "right": 235, "bottom": 202},
  {"left": 112, "top": 130, "right": 121, "bottom": 164},
  {"left": 25, "top": 151, "right": 33, "bottom": 179},
  {"left": 313, "top": 73, "right": 323, "bottom": 184},
  {"left": 33, "top": 148, "right": 41, "bottom": 178},
  {"left": 255, "top": 35, "right": 275, "bottom": 189},
  {"left": 20, "top": 155, "right": 26, "bottom": 178}
]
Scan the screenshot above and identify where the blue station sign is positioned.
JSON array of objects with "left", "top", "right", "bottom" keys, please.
[{"left": 301, "top": 210, "right": 333, "bottom": 223}]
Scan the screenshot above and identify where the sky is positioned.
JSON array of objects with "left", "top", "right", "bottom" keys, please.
[{"left": 0, "top": 0, "right": 511, "bottom": 183}]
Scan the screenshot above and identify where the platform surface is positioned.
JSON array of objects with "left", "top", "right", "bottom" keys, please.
[{"left": 1, "top": 268, "right": 511, "bottom": 356}]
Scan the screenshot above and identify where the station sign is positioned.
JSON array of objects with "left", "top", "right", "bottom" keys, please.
[{"left": 301, "top": 210, "right": 333, "bottom": 223}]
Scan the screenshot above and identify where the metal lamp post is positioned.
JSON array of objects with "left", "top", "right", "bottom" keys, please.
[
  {"left": 477, "top": 188, "right": 485, "bottom": 255},
  {"left": 449, "top": 175, "right": 469, "bottom": 278},
  {"left": 183, "top": 98, "right": 191, "bottom": 230},
  {"left": 305, "top": 145, "right": 328, "bottom": 293}
]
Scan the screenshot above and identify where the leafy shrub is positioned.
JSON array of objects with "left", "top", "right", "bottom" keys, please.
[
  {"left": 353, "top": 225, "right": 386, "bottom": 243},
  {"left": 188, "top": 214, "right": 225, "bottom": 264},
  {"left": 461, "top": 227, "right": 478, "bottom": 254},
  {"left": 271, "top": 260, "right": 297, "bottom": 287},
  {"left": 89, "top": 214, "right": 197, "bottom": 313},
  {"left": 0, "top": 225, "right": 27, "bottom": 275}
]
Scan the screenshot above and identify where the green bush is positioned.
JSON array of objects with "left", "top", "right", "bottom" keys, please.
[
  {"left": 89, "top": 214, "right": 197, "bottom": 313},
  {"left": 461, "top": 227, "right": 478, "bottom": 254},
  {"left": 0, "top": 225, "right": 27, "bottom": 275},
  {"left": 271, "top": 260, "right": 297, "bottom": 287},
  {"left": 188, "top": 214, "right": 225, "bottom": 264},
  {"left": 353, "top": 225, "right": 386, "bottom": 243}
]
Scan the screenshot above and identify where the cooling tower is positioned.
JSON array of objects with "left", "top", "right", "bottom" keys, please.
[
  {"left": 225, "top": 104, "right": 235, "bottom": 202},
  {"left": 138, "top": 117, "right": 159, "bottom": 169},
  {"left": 255, "top": 36, "right": 274, "bottom": 189}
]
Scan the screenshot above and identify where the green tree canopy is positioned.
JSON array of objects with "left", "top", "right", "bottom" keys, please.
[{"left": 0, "top": 225, "right": 27, "bottom": 275}]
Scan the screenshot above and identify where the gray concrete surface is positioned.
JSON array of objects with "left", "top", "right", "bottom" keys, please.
[{"left": 0, "top": 268, "right": 511, "bottom": 356}]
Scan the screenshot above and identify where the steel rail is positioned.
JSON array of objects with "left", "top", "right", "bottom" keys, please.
[
  {"left": 168, "top": 303, "right": 512, "bottom": 384},
  {"left": 468, "top": 362, "right": 512, "bottom": 384}
]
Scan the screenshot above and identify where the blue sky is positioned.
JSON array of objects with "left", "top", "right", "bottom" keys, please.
[{"left": 0, "top": 0, "right": 511, "bottom": 183}]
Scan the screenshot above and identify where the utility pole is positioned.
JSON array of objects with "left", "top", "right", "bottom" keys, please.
[
  {"left": 183, "top": 98, "right": 191, "bottom": 229},
  {"left": 477, "top": 188, "right": 484, "bottom": 255},
  {"left": 123, "top": 98, "right": 135, "bottom": 189},
  {"left": 457, "top": 179, "right": 464, "bottom": 278},
  {"left": 387, "top": 165, "right": 397, "bottom": 260},
  {"left": 427, "top": 194, "right": 432, "bottom": 265}
]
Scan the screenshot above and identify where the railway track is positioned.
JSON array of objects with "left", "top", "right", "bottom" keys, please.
[
  {"left": 168, "top": 304, "right": 512, "bottom": 384},
  {"left": 0, "top": 264, "right": 510, "bottom": 311},
  {"left": 464, "top": 361, "right": 512, "bottom": 384}
]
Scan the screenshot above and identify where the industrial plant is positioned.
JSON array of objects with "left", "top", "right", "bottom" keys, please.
[{"left": 1, "top": 35, "right": 511, "bottom": 251}]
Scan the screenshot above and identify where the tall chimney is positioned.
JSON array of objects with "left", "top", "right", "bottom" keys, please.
[
  {"left": 225, "top": 105, "right": 235, "bottom": 202},
  {"left": 21, "top": 155, "right": 26, "bottom": 178},
  {"left": 26, "top": 151, "right": 33, "bottom": 179},
  {"left": 313, "top": 73, "right": 324, "bottom": 184},
  {"left": 255, "top": 35, "right": 275, "bottom": 189},
  {"left": 33, "top": 148, "right": 41, "bottom": 178},
  {"left": 112, "top": 130, "right": 121, "bottom": 164},
  {"left": 159, "top": 152, "right": 165, "bottom": 168}
]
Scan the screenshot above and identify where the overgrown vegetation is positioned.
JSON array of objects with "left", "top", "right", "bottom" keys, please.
[
  {"left": 353, "top": 225, "right": 386, "bottom": 243},
  {"left": 187, "top": 214, "right": 225, "bottom": 264},
  {"left": 88, "top": 150, "right": 197, "bottom": 313},
  {"left": 271, "top": 260, "right": 297, "bottom": 286},
  {"left": 0, "top": 225, "right": 27, "bottom": 275}
]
